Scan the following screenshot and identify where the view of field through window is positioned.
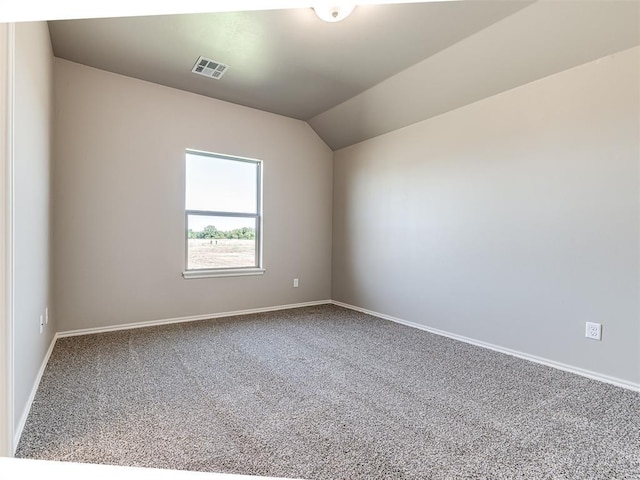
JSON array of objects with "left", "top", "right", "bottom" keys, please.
[
  {"left": 185, "top": 151, "right": 260, "bottom": 271},
  {"left": 187, "top": 215, "right": 257, "bottom": 269},
  {"left": 187, "top": 238, "right": 256, "bottom": 269}
]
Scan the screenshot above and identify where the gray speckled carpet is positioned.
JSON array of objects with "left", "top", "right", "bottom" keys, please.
[{"left": 16, "top": 305, "right": 640, "bottom": 479}]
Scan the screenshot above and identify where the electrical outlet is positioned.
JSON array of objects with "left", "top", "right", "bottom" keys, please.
[
  {"left": 293, "top": 278, "right": 299, "bottom": 288},
  {"left": 585, "top": 322, "right": 602, "bottom": 341},
  {"left": 39, "top": 315, "right": 44, "bottom": 334},
  {"left": 45, "top": 307, "right": 49, "bottom": 324}
]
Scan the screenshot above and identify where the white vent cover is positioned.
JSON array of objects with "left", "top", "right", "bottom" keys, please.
[{"left": 192, "top": 56, "right": 229, "bottom": 80}]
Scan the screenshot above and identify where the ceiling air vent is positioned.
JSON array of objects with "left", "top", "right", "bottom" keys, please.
[{"left": 192, "top": 56, "right": 229, "bottom": 80}]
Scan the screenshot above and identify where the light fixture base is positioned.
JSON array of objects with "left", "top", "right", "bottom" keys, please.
[{"left": 313, "top": 4, "right": 356, "bottom": 23}]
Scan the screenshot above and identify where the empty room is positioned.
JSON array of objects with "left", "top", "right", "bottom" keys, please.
[{"left": 1, "top": 0, "right": 639, "bottom": 478}]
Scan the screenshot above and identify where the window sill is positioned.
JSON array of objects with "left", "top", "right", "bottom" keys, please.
[{"left": 182, "top": 268, "right": 266, "bottom": 279}]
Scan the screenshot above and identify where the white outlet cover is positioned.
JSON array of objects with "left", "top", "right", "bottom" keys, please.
[{"left": 585, "top": 322, "right": 602, "bottom": 341}]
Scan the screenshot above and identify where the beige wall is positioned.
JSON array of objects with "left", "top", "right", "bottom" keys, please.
[
  {"left": 14, "top": 22, "right": 55, "bottom": 434},
  {"left": 332, "top": 47, "right": 640, "bottom": 384},
  {"left": 310, "top": 0, "right": 640, "bottom": 150},
  {"left": 53, "top": 59, "right": 333, "bottom": 332},
  {"left": 0, "top": 22, "right": 10, "bottom": 457}
]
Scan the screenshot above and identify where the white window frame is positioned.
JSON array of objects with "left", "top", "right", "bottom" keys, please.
[{"left": 182, "top": 149, "right": 264, "bottom": 279}]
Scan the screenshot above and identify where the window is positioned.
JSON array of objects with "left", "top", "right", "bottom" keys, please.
[{"left": 183, "top": 150, "right": 263, "bottom": 278}]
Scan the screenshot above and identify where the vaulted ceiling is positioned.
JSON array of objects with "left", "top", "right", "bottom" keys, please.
[{"left": 48, "top": 0, "right": 639, "bottom": 150}]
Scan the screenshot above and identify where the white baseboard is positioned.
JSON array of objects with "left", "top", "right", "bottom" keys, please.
[
  {"left": 14, "top": 301, "right": 332, "bottom": 451},
  {"left": 57, "top": 300, "right": 333, "bottom": 338},
  {"left": 331, "top": 300, "right": 640, "bottom": 393},
  {"left": 13, "top": 334, "right": 58, "bottom": 453},
  {"left": 17, "top": 297, "right": 638, "bottom": 454}
]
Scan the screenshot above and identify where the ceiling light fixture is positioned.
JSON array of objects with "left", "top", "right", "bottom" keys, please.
[{"left": 313, "top": 3, "right": 356, "bottom": 22}]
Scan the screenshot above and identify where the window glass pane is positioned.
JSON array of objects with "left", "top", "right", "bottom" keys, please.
[
  {"left": 187, "top": 215, "right": 257, "bottom": 270},
  {"left": 186, "top": 153, "right": 257, "bottom": 213}
]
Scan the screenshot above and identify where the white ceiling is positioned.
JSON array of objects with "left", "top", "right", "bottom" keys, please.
[
  {"left": 310, "top": 0, "right": 640, "bottom": 149},
  {"left": 47, "top": 0, "right": 639, "bottom": 150},
  {"left": 48, "top": 2, "right": 530, "bottom": 120}
]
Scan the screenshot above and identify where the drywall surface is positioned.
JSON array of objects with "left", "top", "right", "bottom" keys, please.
[
  {"left": 310, "top": 0, "right": 639, "bottom": 150},
  {"left": 53, "top": 59, "right": 332, "bottom": 331},
  {"left": 14, "top": 22, "right": 54, "bottom": 432},
  {"left": 332, "top": 46, "right": 640, "bottom": 384},
  {"left": 0, "top": 22, "right": 10, "bottom": 457}
]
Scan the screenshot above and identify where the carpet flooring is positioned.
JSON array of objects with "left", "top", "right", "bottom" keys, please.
[{"left": 16, "top": 305, "right": 640, "bottom": 479}]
